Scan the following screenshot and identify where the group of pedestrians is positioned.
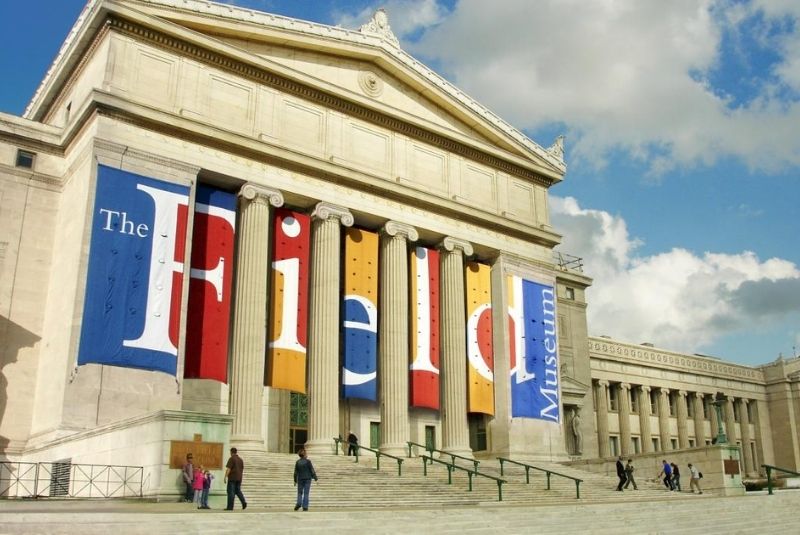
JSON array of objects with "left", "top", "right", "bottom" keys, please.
[
  {"left": 180, "top": 446, "right": 319, "bottom": 511},
  {"left": 615, "top": 457, "right": 703, "bottom": 494}
]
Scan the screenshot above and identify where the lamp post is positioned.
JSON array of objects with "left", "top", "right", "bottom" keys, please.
[{"left": 711, "top": 392, "right": 728, "bottom": 444}]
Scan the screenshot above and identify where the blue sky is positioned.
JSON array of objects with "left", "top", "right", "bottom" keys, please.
[{"left": 2, "top": 1, "right": 798, "bottom": 366}]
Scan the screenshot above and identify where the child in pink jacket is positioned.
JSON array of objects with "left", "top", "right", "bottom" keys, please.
[{"left": 193, "top": 465, "right": 206, "bottom": 508}]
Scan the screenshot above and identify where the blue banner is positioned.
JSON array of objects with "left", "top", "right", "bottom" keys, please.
[
  {"left": 509, "top": 277, "right": 560, "bottom": 422},
  {"left": 77, "top": 165, "right": 190, "bottom": 375}
]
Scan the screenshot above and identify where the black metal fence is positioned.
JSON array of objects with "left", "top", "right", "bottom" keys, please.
[{"left": 0, "top": 461, "right": 143, "bottom": 499}]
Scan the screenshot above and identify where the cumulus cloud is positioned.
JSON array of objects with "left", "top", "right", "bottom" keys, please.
[
  {"left": 332, "top": 0, "right": 448, "bottom": 38},
  {"left": 551, "top": 196, "right": 800, "bottom": 352},
  {"left": 378, "top": 0, "right": 800, "bottom": 175}
]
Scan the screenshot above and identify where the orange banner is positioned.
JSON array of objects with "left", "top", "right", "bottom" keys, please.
[{"left": 466, "top": 262, "right": 494, "bottom": 415}]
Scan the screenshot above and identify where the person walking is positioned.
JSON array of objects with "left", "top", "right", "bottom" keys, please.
[
  {"left": 347, "top": 431, "right": 359, "bottom": 456},
  {"left": 623, "top": 459, "right": 638, "bottom": 490},
  {"left": 224, "top": 447, "right": 247, "bottom": 511},
  {"left": 670, "top": 462, "right": 682, "bottom": 491},
  {"left": 181, "top": 453, "right": 194, "bottom": 503},
  {"left": 293, "top": 448, "right": 318, "bottom": 511},
  {"left": 615, "top": 456, "right": 626, "bottom": 491},
  {"left": 658, "top": 460, "right": 674, "bottom": 490},
  {"left": 688, "top": 463, "right": 703, "bottom": 494}
]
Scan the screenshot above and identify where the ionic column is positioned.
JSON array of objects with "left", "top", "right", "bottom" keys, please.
[
  {"left": 725, "top": 397, "right": 737, "bottom": 447},
  {"left": 657, "top": 388, "right": 671, "bottom": 450},
  {"left": 709, "top": 393, "right": 719, "bottom": 442},
  {"left": 638, "top": 386, "right": 653, "bottom": 453},
  {"left": 379, "top": 221, "right": 418, "bottom": 456},
  {"left": 305, "top": 203, "right": 353, "bottom": 456},
  {"left": 618, "top": 383, "right": 632, "bottom": 456},
  {"left": 229, "top": 184, "right": 284, "bottom": 451},
  {"left": 595, "top": 380, "right": 610, "bottom": 457},
  {"left": 693, "top": 393, "right": 706, "bottom": 446},
  {"left": 439, "top": 237, "right": 473, "bottom": 458},
  {"left": 750, "top": 400, "right": 764, "bottom": 475},
  {"left": 739, "top": 398, "right": 755, "bottom": 475},
  {"left": 677, "top": 390, "right": 689, "bottom": 449}
]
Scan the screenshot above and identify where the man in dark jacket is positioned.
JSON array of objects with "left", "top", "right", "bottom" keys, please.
[
  {"left": 293, "top": 448, "right": 318, "bottom": 511},
  {"left": 224, "top": 447, "right": 247, "bottom": 510},
  {"left": 616, "top": 456, "right": 627, "bottom": 491},
  {"left": 347, "top": 431, "right": 359, "bottom": 456}
]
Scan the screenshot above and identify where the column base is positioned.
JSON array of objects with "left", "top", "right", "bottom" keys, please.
[
  {"left": 379, "top": 443, "right": 409, "bottom": 458},
  {"left": 304, "top": 438, "right": 339, "bottom": 456},
  {"left": 230, "top": 435, "right": 265, "bottom": 454}
]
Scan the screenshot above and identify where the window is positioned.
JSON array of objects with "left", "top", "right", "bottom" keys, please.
[
  {"left": 670, "top": 438, "right": 678, "bottom": 450},
  {"left": 733, "top": 401, "right": 741, "bottom": 422},
  {"left": 565, "top": 287, "right": 575, "bottom": 300},
  {"left": 705, "top": 439, "right": 712, "bottom": 446},
  {"left": 609, "top": 385, "right": 619, "bottom": 412},
  {"left": 687, "top": 396, "right": 694, "bottom": 418},
  {"left": 15, "top": 149, "right": 35, "bottom": 169},
  {"left": 630, "top": 389, "right": 639, "bottom": 413},
  {"left": 610, "top": 436, "right": 620, "bottom": 457},
  {"left": 689, "top": 439, "right": 695, "bottom": 448},
  {"left": 652, "top": 437, "right": 660, "bottom": 452},
  {"left": 747, "top": 401, "right": 754, "bottom": 422},
  {"left": 668, "top": 391, "right": 677, "bottom": 416},
  {"left": 703, "top": 397, "right": 711, "bottom": 420},
  {"left": 632, "top": 436, "right": 641, "bottom": 454},
  {"left": 650, "top": 390, "right": 659, "bottom": 416}
]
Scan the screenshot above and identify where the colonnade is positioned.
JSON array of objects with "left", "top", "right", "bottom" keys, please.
[
  {"left": 594, "top": 380, "right": 761, "bottom": 475},
  {"left": 226, "top": 183, "right": 478, "bottom": 457}
]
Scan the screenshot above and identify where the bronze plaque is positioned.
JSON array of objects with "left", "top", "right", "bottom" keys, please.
[
  {"left": 170, "top": 439, "right": 224, "bottom": 469},
  {"left": 724, "top": 459, "right": 740, "bottom": 475}
]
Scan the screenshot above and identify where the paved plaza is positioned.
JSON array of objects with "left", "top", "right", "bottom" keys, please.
[{"left": 0, "top": 492, "right": 797, "bottom": 534}]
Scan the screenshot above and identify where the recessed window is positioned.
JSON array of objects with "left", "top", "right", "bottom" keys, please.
[
  {"left": 565, "top": 287, "right": 575, "bottom": 300},
  {"left": 16, "top": 149, "right": 35, "bottom": 169}
]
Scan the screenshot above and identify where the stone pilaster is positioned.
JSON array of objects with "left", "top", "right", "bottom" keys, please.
[
  {"left": 618, "top": 383, "right": 631, "bottom": 456},
  {"left": 739, "top": 398, "right": 755, "bottom": 476},
  {"left": 750, "top": 399, "right": 765, "bottom": 475},
  {"left": 439, "top": 237, "right": 474, "bottom": 458},
  {"left": 638, "top": 386, "right": 652, "bottom": 453},
  {"left": 379, "top": 221, "right": 418, "bottom": 456},
  {"left": 595, "top": 380, "right": 610, "bottom": 457},
  {"left": 658, "top": 388, "right": 671, "bottom": 451},
  {"left": 709, "top": 393, "right": 719, "bottom": 441},
  {"left": 229, "top": 184, "right": 284, "bottom": 451},
  {"left": 677, "top": 390, "right": 689, "bottom": 449},
  {"left": 693, "top": 393, "right": 706, "bottom": 446},
  {"left": 305, "top": 203, "right": 353, "bottom": 456},
  {"left": 725, "top": 397, "right": 737, "bottom": 447}
]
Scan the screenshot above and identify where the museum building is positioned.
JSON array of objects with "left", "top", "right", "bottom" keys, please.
[{"left": 1, "top": 0, "right": 799, "bottom": 496}]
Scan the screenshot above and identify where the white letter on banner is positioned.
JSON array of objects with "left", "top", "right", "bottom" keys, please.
[
  {"left": 409, "top": 251, "right": 438, "bottom": 374},
  {"left": 188, "top": 203, "right": 236, "bottom": 302},
  {"left": 509, "top": 276, "right": 535, "bottom": 384},
  {"left": 123, "top": 184, "right": 187, "bottom": 356},
  {"left": 270, "top": 257, "right": 305, "bottom": 353},
  {"left": 467, "top": 303, "right": 493, "bottom": 381}
]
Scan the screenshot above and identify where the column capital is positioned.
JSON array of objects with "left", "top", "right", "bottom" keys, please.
[
  {"left": 382, "top": 220, "right": 418, "bottom": 242},
  {"left": 639, "top": 385, "right": 651, "bottom": 393},
  {"left": 620, "top": 383, "right": 631, "bottom": 391},
  {"left": 439, "top": 236, "right": 474, "bottom": 256},
  {"left": 311, "top": 201, "right": 354, "bottom": 226},
  {"left": 739, "top": 398, "right": 750, "bottom": 406},
  {"left": 238, "top": 183, "right": 284, "bottom": 207},
  {"left": 678, "top": 390, "right": 688, "bottom": 397},
  {"left": 695, "top": 392, "right": 705, "bottom": 399},
  {"left": 658, "top": 386, "right": 670, "bottom": 395},
  {"left": 597, "top": 379, "right": 609, "bottom": 388}
]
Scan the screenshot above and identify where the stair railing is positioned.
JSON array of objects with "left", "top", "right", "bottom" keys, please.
[
  {"left": 497, "top": 457, "right": 583, "bottom": 499},
  {"left": 762, "top": 464, "right": 800, "bottom": 495},
  {"left": 406, "top": 441, "right": 480, "bottom": 473},
  {"left": 332, "top": 438, "right": 403, "bottom": 476},
  {"left": 420, "top": 455, "right": 506, "bottom": 501}
]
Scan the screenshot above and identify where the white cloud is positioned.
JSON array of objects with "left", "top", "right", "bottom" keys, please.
[
  {"left": 551, "top": 196, "right": 800, "bottom": 352},
  {"left": 387, "top": 0, "right": 800, "bottom": 175},
  {"left": 333, "top": 0, "right": 447, "bottom": 37}
]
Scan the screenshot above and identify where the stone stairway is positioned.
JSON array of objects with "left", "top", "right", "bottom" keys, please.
[{"left": 239, "top": 451, "right": 696, "bottom": 509}]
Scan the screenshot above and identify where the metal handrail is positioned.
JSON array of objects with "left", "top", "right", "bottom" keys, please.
[
  {"left": 421, "top": 455, "right": 506, "bottom": 501},
  {"left": 0, "top": 461, "right": 143, "bottom": 499},
  {"left": 333, "top": 438, "right": 403, "bottom": 476},
  {"left": 407, "top": 441, "right": 480, "bottom": 473},
  {"left": 762, "top": 464, "right": 800, "bottom": 495},
  {"left": 497, "top": 457, "right": 583, "bottom": 499}
]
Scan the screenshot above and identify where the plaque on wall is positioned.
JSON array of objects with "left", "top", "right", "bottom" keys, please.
[
  {"left": 723, "top": 459, "right": 740, "bottom": 476},
  {"left": 170, "top": 435, "right": 224, "bottom": 469}
]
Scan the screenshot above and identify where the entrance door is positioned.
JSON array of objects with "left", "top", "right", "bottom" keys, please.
[
  {"left": 425, "top": 425, "right": 436, "bottom": 452},
  {"left": 370, "top": 422, "right": 381, "bottom": 449},
  {"left": 289, "top": 392, "right": 308, "bottom": 453},
  {"left": 468, "top": 413, "right": 487, "bottom": 452}
]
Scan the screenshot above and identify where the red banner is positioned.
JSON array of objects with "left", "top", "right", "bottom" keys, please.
[{"left": 410, "top": 246, "right": 440, "bottom": 409}]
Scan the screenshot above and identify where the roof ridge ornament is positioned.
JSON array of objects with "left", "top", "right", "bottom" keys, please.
[
  {"left": 360, "top": 8, "right": 400, "bottom": 47},
  {"left": 547, "top": 135, "right": 565, "bottom": 162}
]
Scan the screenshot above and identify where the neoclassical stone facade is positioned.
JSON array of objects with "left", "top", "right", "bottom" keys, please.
[{"left": 1, "top": 0, "right": 799, "bottom": 498}]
